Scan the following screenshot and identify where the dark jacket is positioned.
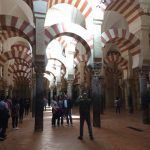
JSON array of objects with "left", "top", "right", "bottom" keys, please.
[{"left": 78, "top": 96, "right": 91, "bottom": 115}]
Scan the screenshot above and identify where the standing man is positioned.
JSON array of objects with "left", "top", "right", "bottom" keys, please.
[
  {"left": 77, "top": 92, "right": 94, "bottom": 140},
  {"left": 114, "top": 97, "right": 121, "bottom": 114}
]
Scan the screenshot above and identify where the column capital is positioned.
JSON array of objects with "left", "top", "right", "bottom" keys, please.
[
  {"left": 135, "top": 67, "right": 150, "bottom": 83},
  {"left": 56, "top": 82, "right": 62, "bottom": 88},
  {"left": 67, "top": 50, "right": 76, "bottom": 55},
  {"left": 92, "top": 62, "right": 102, "bottom": 77},
  {"left": 34, "top": 55, "right": 45, "bottom": 74},
  {"left": 67, "top": 74, "right": 74, "bottom": 81},
  {"left": 34, "top": 64, "right": 45, "bottom": 74},
  {"left": 67, "top": 79, "right": 74, "bottom": 84}
]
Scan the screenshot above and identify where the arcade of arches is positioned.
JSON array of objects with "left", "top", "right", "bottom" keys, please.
[{"left": 0, "top": 0, "right": 150, "bottom": 132}]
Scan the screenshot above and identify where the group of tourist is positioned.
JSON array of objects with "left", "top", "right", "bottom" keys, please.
[
  {"left": 0, "top": 92, "right": 94, "bottom": 141},
  {"left": 0, "top": 92, "right": 124, "bottom": 142},
  {"left": 50, "top": 92, "right": 94, "bottom": 140},
  {"left": 0, "top": 96, "right": 30, "bottom": 141},
  {"left": 51, "top": 95, "right": 73, "bottom": 127}
]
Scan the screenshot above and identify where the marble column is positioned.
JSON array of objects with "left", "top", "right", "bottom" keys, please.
[
  {"left": 126, "top": 79, "right": 134, "bottom": 113},
  {"left": 31, "top": 74, "right": 36, "bottom": 117},
  {"left": 50, "top": 88, "right": 54, "bottom": 100},
  {"left": 34, "top": 61, "right": 45, "bottom": 132},
  {"left": 56, "top": 82, "right": 61, "bottom": 96},
  {"left": 99, "top": 77, "right": 105, "bottom": 114},
  {"left": 92, "top": 75, "right": 101, "bottom": 128},
  {"left": 33, "top": 2, "right": 46, "bottom": 131},
  {"left": 139, "top": 70, "right": 150, "bottom": 124},
  {"left": 67, "top": 80, "right": 73, "bottom": 98},
  {"left": 92, "top": 65, "right": 102, "bottom": 128}
]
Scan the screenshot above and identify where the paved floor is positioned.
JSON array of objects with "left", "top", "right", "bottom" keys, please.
[{"left": 0, "top": 107, "right": 150, "bottom": 150}]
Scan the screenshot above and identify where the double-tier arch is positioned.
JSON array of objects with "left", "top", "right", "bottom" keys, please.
[
  {"left": 103, "top": 51, "right": 128, "bottom": 70},
  {"left": 0, "top": 48, "right": 32, "bottom": 66},
  {"left": 0, "top": 15, "right": 35, "bottom": 45},
  {"left": 101, "top": 28, "right": 140, "bottom": 56},
  {"left": 45, "top": 22, "right": 93, "bottom": 60}
]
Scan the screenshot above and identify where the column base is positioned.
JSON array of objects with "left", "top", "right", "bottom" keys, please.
[
  {"left": 93, "top": 110, "right": 101, "bottom": 128},
  {"left": 142, "top": 109, "right": 150, "bottom": 124},
  {"left": 34, "top": 128, "right": 43, "bottom": 132},
  {"left": 34, "top": 115, "right": 43, "bottom": 132},
  {"left": 128, "top": 107, "right": 134, "bottom": 114}
]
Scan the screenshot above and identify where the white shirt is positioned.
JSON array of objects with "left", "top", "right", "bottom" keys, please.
[{"left": 64, "top": 99, "right": 68, "bottom": 108}]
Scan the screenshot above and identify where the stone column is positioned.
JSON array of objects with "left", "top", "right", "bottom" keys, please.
[
  {"left": 33, "top": 2, "right": 46, "bottom": 131},
  {"left": 56, "top": 82, "right": 61, "bottom": 96},
  {"left": 92, "top": 63, "right": 102, "bottom": 128},
  {"left": 79, "top": 62, "right": 85, "bottom": 84},
  {"left": 67, "top": 80, "right": 73, "bottom": 98},
  {"left": 92, "top": 75, "right": 101, "bottom": 127},
  {"left": 113, "top": 75, "right": 118, "bottom": 99},
  {"left": 50, "top": 88, "right": 54, "bottom": 99},
  {"left": 31, "top": 74, "right": 36, "bottom": 117},
  {"left": 139, "top": 70, "right": 150, "bottom": 124},
  {"left": 126, "top": 79, "right": 134, "bottom": 113},
  {"left": 99, "top": 76, "right": 105, "bottom": 114},
  {"left": 66, "top": 44, "right": 76, "bottom": 98},
  {"left": 78, "top": 62, "right": 85, "bottom": 95},
  {"left": 34, "top": 58, "right": 45, "bottom": 132}
]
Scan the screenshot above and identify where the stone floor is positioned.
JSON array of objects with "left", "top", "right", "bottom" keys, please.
[{"left": 0, "top": 107, "right": 150, "bottom": 150}]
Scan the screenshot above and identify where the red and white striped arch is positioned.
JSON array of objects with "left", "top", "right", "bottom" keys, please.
[
  {"left": 99, "top": 0, "right": 143, "bottom": 24},
  {"left": 8, "top": 64, "right": 31, "bottom": 74},
  {"left": 45, "top": 71, "right": 56, "bottom": 80},
  {"left": 0, "top": 30, "right": 20, "bottom": 43},
  {"left": 74, "top": 49, "right": 88, "bottom": 66},
  {"left": 0, "top": 15, "right": 35, "bottom": 44},
  {"left": 104, "top": 51, "right": 128, "bottom": 70},
  {"left": 48, "top": 58, "right": 66, "bottom": 77},
  {"left": 57, "top": 37, "right": 67, "bottom": 49},
  {"left": 13, "top": 75, "right": 31, "bottom": 85},
  {"left": 101, "top": 28, "right": 140, "bottom": 56},
  {"left": 13, "top": 71, "right": 31, "bottom": 79},
  {"left": 13, "top": 76, "right": 31, "bottom": 84},
  {"left": 0, "top": 48, "right": 32, "bottom": 66},
  {"left": 11, "top": 44, "right": 32, "bottom": 55},
  {"left": 45, "top": 23, "right": 93, "bottom": 58},
  {"left": 14, "top": 58, "right": 31, "bottom": 67},
  {"left": 57, "top": 37, "right": 68, "bottom": 56},
  {"left": 105, "top": 67, "right": 122, "bottom": 78},
  {"left": 48, "top": 0, "right": 92, "bottom": 18}
]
